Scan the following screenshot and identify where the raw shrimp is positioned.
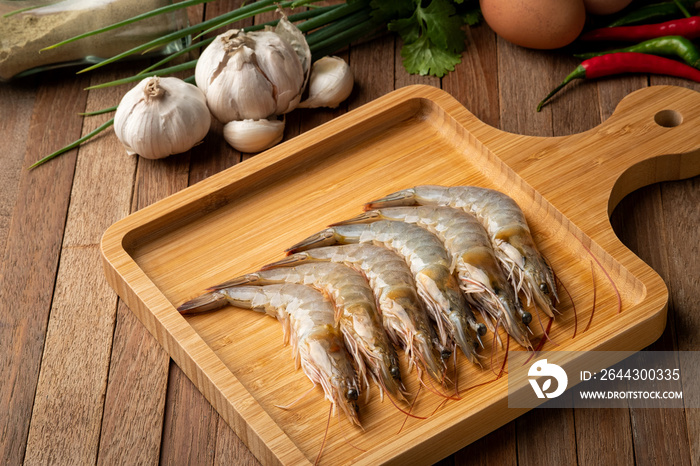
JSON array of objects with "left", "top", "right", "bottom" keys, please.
[
  {"left": 211, "top": 263, "right": 404, "bottom": 400},
  {"left": 263, "top": 244, "right": 445, "bottom": 381},
  {"left": 286, "top": 221, "right": 480, "bottom": 364},
  {"left": 366, "top": 186, "right": 559, "bottom": 318},
  {"left": 342, "top": 206, "right": 531, "bottom": 348},
  {"left": 177, "top": 283, "right": 362, "bottom": 426}
]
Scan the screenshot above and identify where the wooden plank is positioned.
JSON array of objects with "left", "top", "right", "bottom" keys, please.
[
  {"left": 610, "top": 185, "right": 691, "bottom": 466},
  {"left": 574, "top": 408, "right": 634, "bottom": 466},
  {"left": 442, "top": 23, "right": 499, "bottom": 128},
  {"left": 660, "top": 177, "right": 700, "bottom": 466},
  {"left": 348, "top": 33, "right": 395, "bottom": 109},
  {"left": 0, "top": 70, "right": 87, "bottom": 465},
  {"left": 496, "top": 39, "right": 554, "bottom": 137},
  {"left": 160, "top": 359, "right": 218, "bottom": 465},
  {"left": 0, "top": 79, "right": 36, "bottom": 257},
  {"left": 214, "top": 418, "right": 261, "bottom": 466},
  {"left": 452, "top": 423, "right": 517, "bottom": 466},
  {"left": 97, "top": 301, "right": 169, "bottom": 465},
  {"left": 23, "top": 69, "right": 138, "bottom": 465},
  {"left": 517, "top": 407, "right": 578, "bottom": 466}
]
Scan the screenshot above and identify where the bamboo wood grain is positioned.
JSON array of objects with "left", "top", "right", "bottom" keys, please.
[
  {"left": 0, "top": 72, "right": 87, "bottom": 466},
  {"left": 100, "top": 84, "right": 699, "bottom": 464}
]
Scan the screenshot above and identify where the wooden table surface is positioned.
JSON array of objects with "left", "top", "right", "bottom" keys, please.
[{"left": 1, "top": 3, "right": 699, "bottom": 465}]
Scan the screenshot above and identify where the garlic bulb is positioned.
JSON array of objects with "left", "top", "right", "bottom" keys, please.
[
  {"left": 195, "top": 25, "right": 306, "bottom": 123},
  {"left": 114, "top": 77, "right": 211, "bottom": 159},
  {"left": 297, "top": 56, "right": 353, "bottom": 109},
  {"left": 223, "top": 119, "right": 285, "bottom": 153}
]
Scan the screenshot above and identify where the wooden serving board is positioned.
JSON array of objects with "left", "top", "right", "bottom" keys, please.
[{"left": 101, "top": 85, "right": 700, "bottom": 465}]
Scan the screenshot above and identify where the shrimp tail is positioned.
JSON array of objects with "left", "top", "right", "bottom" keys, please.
[
  {"left": 207, "top": 273, "right": 259, "bottom": 290},
  {"left": 330, "top": 211, "right": 381, "bottom": 226},
  {"left": 287, "top": 229, "right": 338, "bottom": 254},
  {"left": 177, "top": 290, "right": 228, "bottom": 314},
  {"left": 364, "top": 189, "right": 417, "bottom": 210},
  {"left": 261, "top": 253, "right": 310, "bottom": 270}
]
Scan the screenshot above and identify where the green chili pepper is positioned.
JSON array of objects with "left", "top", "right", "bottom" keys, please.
[
  {"left": 607, "top": 1, "right": 691, "bottom": 27},
  {"left": 575, "top": 35, "right": 700, "bottom": 69}
]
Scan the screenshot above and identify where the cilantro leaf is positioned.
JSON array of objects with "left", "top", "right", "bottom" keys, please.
[
  {"left": 388, "top": 14, "right": 421, "bottom": 44},
  {"left": 400, "top": 33, "right": 462, "bottom": 77},
  {"left": 418, "top": 0, "right": 465, "bottom": 53}
]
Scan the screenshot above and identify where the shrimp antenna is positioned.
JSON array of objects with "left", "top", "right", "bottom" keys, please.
[
  {"left": 378, "top": 378, "right": 428, "bottom": 420},
  {"left": 339, "top": 421, "right": 367, "bottom": 453},
  {"left": 413, "top": 352, "right": 460, "bottom": 401},
  {"left": 274, "top": 384, "right": 317, "bottom": 410},
  {"left": 497, "top": 335, "right": 510, "bottom": 379},
  {"left": 556, "top": 276, "right": 577, "bottom": 338},
  {"left": 314, "top": 405, "right": 332, "bottom": 466},
  {"left": 397, "top": 384, "right": 422, "bottom": 435},
  {"left": 525, "top": 317, "right": 555, "bottom": 365},
  {"left": 452, "top": 349, "right": 461, "bottom": 399},
  {"left": 533, "top": 303, "right": 556, "bottom": 346},
  {"left": 489, "top": 317, "right": 504, "bottom": 376}
]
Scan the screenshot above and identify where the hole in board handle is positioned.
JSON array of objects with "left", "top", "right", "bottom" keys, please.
[{"left": 654, "top": 109, "right": 683, "bottom": 128}]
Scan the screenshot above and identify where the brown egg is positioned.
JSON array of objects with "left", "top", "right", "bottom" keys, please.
[
  {"left": 480, "top": 0, "right": 587, "bottom": 49},
  {"left": 583, "top": 0, "right": 633, "bottom": 15}
]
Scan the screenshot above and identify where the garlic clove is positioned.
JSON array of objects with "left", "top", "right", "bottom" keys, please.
[
  {"left": 251, "top": 31, "right": 305, "bottom": 115},
  {"left": 223, "top": 118, "right": 285, "bottom": 153},
  {"left": 273, "top": 11, "right": 312, "bottom": 89},
  {"left": 195, "top": 30, "right": 277, "bottom": 123},
  {"left": 297, "top": 56, "right": 353, "bottom": 109},
  {"left": 114, "top": 76, "right": 211, "bottom": 160}
]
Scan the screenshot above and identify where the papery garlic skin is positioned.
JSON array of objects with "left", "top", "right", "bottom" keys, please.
[
  {"left": 114, "top": 77, "right": 211, "bottom": 159},
  {"left": 196, "top": 28, "right": 304, "bottom": 123},
  {"left": 223, "top": 119, "right": 285, "bottom": 153},
  {"left": 297, "top": 56, "right": 353, "bottom": 109}
]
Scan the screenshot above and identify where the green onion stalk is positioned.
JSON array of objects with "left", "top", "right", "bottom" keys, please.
[{"left": 32, "top": 0, "right": 483, "bottom": 168}]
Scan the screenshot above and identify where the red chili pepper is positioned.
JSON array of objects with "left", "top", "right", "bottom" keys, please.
[
  {"left": 581, "top": 16, "right": 700, "bottom": 42},
  {"left": 537, "top": 52, "right": 700, "bottom": 111}
]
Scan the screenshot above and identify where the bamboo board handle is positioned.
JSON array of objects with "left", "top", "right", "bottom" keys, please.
[{"left": 458, "top": 85, "right": 700, "bottom": 234}]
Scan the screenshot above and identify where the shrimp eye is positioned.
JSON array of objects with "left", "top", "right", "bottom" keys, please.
[
  {"left": 441, "top": 349, "right": 452, "bottom": 359},
  {"left": 540, "top": 283, "right": 549, "bottom": 294},
  {"left": 521, "top": 311, "right": 532, "bottom": 325},
  {"left": 477, "top": 323, "right": 487, "bottom": 336},
  {"left": 346, "top": 388, "right": 359, "bottom": 401},
  {"left": 390, "top": 366, "right": 401, "bottom": 379}
]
